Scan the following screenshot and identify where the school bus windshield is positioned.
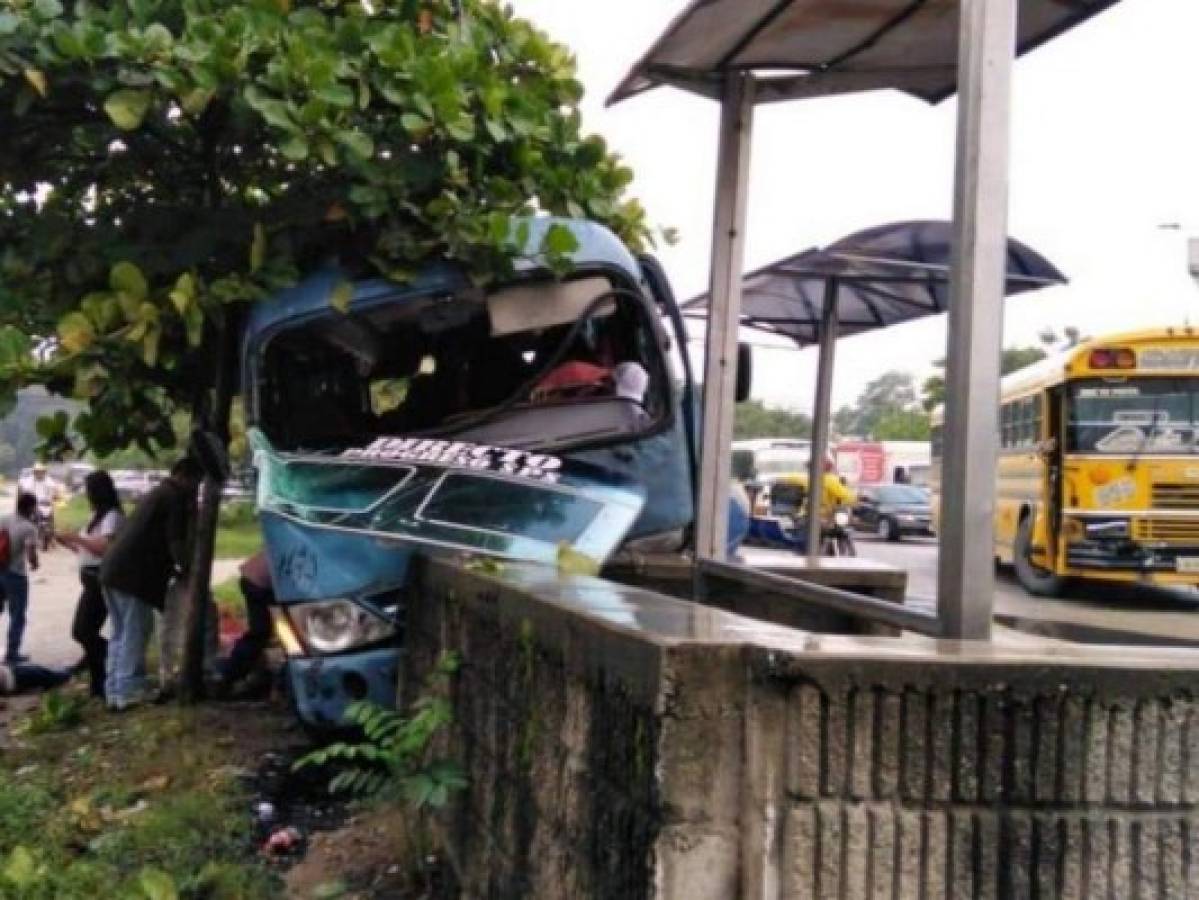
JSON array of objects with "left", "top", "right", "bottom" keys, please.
[{"left": 1067, "top": 377, "right": 1199, "bottom": 455}]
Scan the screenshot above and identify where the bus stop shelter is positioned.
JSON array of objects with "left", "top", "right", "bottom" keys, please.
[
  {"left": 610, "top": 0, "right": 1120, "bottom": 639},
  {"left": 681, "top": 219, "right": 1066, "bottom": 559}
]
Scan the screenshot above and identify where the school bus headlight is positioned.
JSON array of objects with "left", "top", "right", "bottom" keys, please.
[{"left": 1064, "top": 518, "right": 1086, "bottom": 542}]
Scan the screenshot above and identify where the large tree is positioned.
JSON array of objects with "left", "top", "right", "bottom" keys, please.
[
  {"left": 835, "top": 370, "right": 928, "bottom": 440},
  {"left": 0, "top": 0, "right": 654, "bottom": 698},
  {"left": 0, "top": 0, "right": 652, "bottom": 457}
]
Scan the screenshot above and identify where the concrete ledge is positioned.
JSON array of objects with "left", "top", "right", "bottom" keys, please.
[{"left": 403, "top": 556, "right": 1199, "bottom": 898}]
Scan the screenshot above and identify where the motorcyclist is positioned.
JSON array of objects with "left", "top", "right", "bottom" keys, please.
[{"left": 812, "top": 457, "right": 856, "bottom": 526}]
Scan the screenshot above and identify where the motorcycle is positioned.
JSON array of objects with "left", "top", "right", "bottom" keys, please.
[{"left": 820, "top": 507, "right": 857, "bottom": 558}]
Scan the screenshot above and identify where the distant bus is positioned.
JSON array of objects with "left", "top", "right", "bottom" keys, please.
[
  {"left": 836, "top": 440, "right": 930, "bottom": 487},
  {"left": 731, "top": 438, "right": 810, "bottom": 482},
  {"left": 932, "top": 327, "right": 1199, "bottom": 596}
]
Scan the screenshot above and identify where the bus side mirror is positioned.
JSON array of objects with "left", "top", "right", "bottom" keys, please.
[{"left": 735, "top": 342, "right": 753, "bottom": 403}]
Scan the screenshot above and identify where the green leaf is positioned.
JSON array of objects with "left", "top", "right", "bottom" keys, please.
[
  {"left": 58, "top": 312, "right": 96, "bottom": 353},
  {"left": 104, "top": 89, "right": 152, "bottom": 130},
  {"left": 138, "top": 868, "right": 179, "bottom": 900},
  {"left": 336, "top": 130, "right": 374, "bottom": 159},
  {"left": 315, "top": 83, "right": 354, "bottom": 108},
  {"left": 33, "top": 0, "right": 62, "bottom": 18},
  {"left": 180, "top": 88, "right": 213, "bottom": 117},
  {"left": 184, "top": 302, "right": 204, "bottom": 347},
  {"left": 543, "top": 223, "right": 580, "bottom": 256},
  {"left": 110, "top": 261, "right": 148, "bottom": 300},
  {"left": 3, "top": 846, "right": 37, "bottom": 887},
  {"left": 0, "top": 13, "right": 18, "bottom": 35},
  {"left": 329, "top": 280, "right": 354, "bottom": 313},
  {"left": 169, "top": 273, "right": 195, "bottom": 315},
  {"left": 250, "top": 223, "right": 266, "bottom": 273},
  {"left": 280, "top": 135, "right": 309, "bottom": 161},
  {"left": 400, "top": 113, "right": 428, "bottom": 134}
]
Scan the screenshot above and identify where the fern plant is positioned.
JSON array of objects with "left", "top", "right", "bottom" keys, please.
[{"left": 295, "top": 653, "right": 466, "bottom": 809}]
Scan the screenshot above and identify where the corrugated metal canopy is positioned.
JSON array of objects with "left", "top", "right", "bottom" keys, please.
[
  {"left": 681, "top": 220, "right": 1066, "bottom": 346},
  {"left": 610, "top": 0, "right": 1119, "bottom": 105}
]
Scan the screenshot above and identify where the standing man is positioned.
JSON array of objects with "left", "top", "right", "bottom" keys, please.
[
  {"left": 0, "top": 494, "right": 40, "bottom": 663},
  {"left": 99, "top": 457, "right": 201, "bottom": 711},
  {"left": 18, "top": 463, "right": 60, "bottom": 506}
]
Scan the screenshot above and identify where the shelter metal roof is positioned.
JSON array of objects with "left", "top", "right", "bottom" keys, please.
[
  {"left": 681, "top": 219, "right": 1066, "bottom": 346},
  {"left": 609, "top": 0, "right": 1120, "bottom": 105}
]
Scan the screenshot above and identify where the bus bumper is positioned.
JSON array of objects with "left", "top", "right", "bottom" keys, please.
[
  {"left": 284, "top": 647, "right": 401, "bottom": 729},
  {"left": 1067, "top": 542, "right": 1199, "bottom": 579}
]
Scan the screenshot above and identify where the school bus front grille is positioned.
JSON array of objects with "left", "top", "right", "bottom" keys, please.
[
  {"left": 1152, "top": 483, "right": 1199, "bottom": 510},
  {"left": 1134, "top": 518, "right": 1199, "bottom": 544}
]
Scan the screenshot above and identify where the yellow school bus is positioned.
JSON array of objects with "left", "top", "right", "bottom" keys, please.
[{"left": 933, "top": 327, "right": 1199, "bottom": 596}]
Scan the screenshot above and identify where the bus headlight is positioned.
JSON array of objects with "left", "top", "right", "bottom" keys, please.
[{"left": 285, "top": 599, "right": 396, "bottom": 655}]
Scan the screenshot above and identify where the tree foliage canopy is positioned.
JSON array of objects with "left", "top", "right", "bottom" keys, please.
[
  {"left": 0, "top": 0, "right": 652, "bottom": 457},
  {"left": 734, "top": 399, "right": 812, "bottom": 441},
  {"left": 835, "top": 370, "right": 930, "bottom": 441}
]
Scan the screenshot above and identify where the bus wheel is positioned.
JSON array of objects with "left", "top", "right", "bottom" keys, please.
[{"left": 1013, "top": 515, "right": 1065, "bottom": 597}]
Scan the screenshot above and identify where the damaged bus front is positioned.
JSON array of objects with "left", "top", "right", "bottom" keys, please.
[{"left": 244, "top": 219, "right": 699, "bottom": 727}]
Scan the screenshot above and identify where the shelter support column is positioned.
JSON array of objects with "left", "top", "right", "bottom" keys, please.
[
  {"left": 806, "top": 280, "right": 838, "bottom": 561},
  {"left": 696, "top": 73, "right": 756, "bottom": 562},
  {"left": 936, "top": 0, "right": 1017, "bottom": 639}
]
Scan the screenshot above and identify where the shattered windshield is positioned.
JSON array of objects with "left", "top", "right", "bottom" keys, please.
[
  {"left": 252, "top": 431, "right": 646, "bottom": 568},
  {"left": 1068, "top": 378, "right": 1199, "bottom": 455},
  {"left": 254, "top": 275, "right": 669, "bottom": 456}
]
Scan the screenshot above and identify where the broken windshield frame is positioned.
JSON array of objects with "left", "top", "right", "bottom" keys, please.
[{"left": 250, "top": 271, "right": 675, "bottom": 459}]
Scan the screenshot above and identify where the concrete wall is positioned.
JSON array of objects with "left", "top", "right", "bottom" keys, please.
[{"left": 404, "top": 557, "right": 1199, "bottom": 898}]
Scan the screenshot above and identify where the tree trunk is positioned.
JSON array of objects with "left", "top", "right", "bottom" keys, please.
[{"left": 178, "top": 320, "right": 237, "bottom": 703}]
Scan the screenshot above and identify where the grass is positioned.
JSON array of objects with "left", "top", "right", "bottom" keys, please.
[
  {"left": 56, "top": 495, "right": 261, "bottom": 560},
  {"left": 0, "top": 696, "right": 291, "bottom": 899}
]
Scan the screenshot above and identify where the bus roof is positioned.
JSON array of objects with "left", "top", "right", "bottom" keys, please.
[
  {"left": 242, "top": 217, "right": 644, "bottom": 344},
  {"left": 932, "top": 326, "right": 1199, "bottom": 422}
]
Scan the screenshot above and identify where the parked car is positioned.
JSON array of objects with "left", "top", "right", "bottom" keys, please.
[
  {"left": 111, "top": 469, "right": 163, "bottom": 500},
  {"left": 852, "top": 483, "right": 934, "bottom": 541}
]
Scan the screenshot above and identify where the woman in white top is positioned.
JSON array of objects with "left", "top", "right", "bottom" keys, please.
[{"left": 57, "top": 470, "right": 124, "bottom": 699}]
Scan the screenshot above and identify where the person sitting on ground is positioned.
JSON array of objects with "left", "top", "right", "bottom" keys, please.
[
  {"left": 99, "top": 456, "right": 201, "bottom": 712},
  {"left": 57, "top": 470, "right": 124, "bottom": 700},
  {"left": 0, "top": 494, "right": 39, "bottom": 664},
  {"left": 0, "top": 659, "right": 71, "bottom": 694},
  {"left": 211, "top": 549, "right": 275, "bottom": 699}
]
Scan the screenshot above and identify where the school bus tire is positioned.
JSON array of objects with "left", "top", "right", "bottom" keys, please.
[{"left": 1013, "top": 512, "right": 1066, "bottom": 598}]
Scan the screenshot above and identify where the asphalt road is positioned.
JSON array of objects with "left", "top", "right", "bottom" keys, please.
[{"left": 750, "top": 534, "right": 1199, "bottom": 646}]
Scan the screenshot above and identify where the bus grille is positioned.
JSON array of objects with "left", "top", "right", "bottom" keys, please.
[
  {"left": 1152, "top": 483, "right": 1199, "bottom": 510},
  {"left": 1134, "top": 518, "right": 1199, "bottom": 544}
]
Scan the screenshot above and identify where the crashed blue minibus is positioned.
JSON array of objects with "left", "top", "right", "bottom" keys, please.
[{"left": 243, "top": 218, "right": 744, "bottom": 727}]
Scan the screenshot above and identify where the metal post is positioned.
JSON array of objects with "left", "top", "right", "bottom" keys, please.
[
  {"left": 806, "top": 279, "right": 839, "bottom": 561},
  {"left": 695, "top": 73, "right": 756, "bottom": 563},
  {"left": 936, "top": 0, "right": 1017, "bottom": 639}
]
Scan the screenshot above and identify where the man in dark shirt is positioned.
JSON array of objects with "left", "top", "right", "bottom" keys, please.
[{"left": 99, "top": 457, "right": 201, "bottom": 710}]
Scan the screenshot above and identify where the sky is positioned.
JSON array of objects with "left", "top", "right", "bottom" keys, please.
[{"left": 507, "top": 0, "right": 1199, "bottom": 412}]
